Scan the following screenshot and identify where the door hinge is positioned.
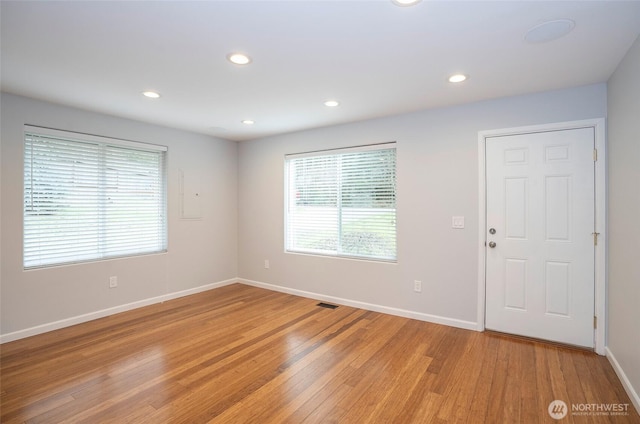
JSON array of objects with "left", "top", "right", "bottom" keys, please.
[
  {"left": 594, "top": 316, "right": 597, "bottom": 329},
  {"left": 593, "top": 149, "right": 598, "bottom": 161},
  {"left": 592, "top": 232, "right": 600, "bottom": 246}
]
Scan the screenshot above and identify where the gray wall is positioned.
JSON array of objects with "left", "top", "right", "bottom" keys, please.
[
  {"left": 0, "top": 93, "right": 239, "bottom": 335},
  {"left": 607, "top": 34, "right": 640, "bottom": 408},
  {"left": 237, "top": 84, "right": 607, "bottom": 326}
]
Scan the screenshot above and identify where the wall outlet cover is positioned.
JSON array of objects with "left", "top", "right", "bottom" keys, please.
[{"left": 414, "top": 280, "right": 422, "bottom": 293}]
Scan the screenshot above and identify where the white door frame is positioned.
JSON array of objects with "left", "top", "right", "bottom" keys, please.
[{"left": 477, "top": 119, "right": 606, "bottom": 355}]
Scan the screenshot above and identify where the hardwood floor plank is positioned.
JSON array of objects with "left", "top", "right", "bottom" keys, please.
[
  {"left": 1, "top": 284, "right": 638, "bottom": 423},
  {"left": 558, "top": 348, "right": 597, "bottom": 424},
  {"left": 467, "top": 334, "right": 500, "bottom": 422},
  {"left": 335, "top": 320, "right": 429, "bottom": 422},
  {"left": 207, "top": 319, "right": 370, "bottom": 423},
  {"left": 297, "top": 383, "right": 351, "bottom": 424},
  {"left": 153, "top": 309, "right": 370, "bottom": 423},
  {"left": 278, "top": 365, "right": 359, "bottom": 424},
  {"left": 360, "top": 342, "right": 432, "bottom": 423},
  {"left": 533, "top": 343, "right": 556, "bottom": 424},
  {"left": 483, "top": 336, "right": 512, "bottom": 422},
  {"left": 518, "top": 338, "right": 542, "bottom": 424},
  {"left": 438, "top": 333, "right": 485, "bottom": 423}
]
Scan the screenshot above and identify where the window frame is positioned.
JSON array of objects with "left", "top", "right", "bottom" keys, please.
[
  {"left": 284, "top": 142, "right": 397, "bottom": 262},
  {"left": 23, "top": 125, "right": 168, "bottom": 269}
]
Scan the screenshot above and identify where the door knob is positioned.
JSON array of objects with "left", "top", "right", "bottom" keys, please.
[{"left": 488, "top": 241, "right": 496, "bottom": 248}]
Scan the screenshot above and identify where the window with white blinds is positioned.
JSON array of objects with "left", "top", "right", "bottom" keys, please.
[
  {"left": 23, "top": 126, "right": 167, "bottom": 269},
  {"left": 285, "top": 143, "right": 396, "bottom": 261}
]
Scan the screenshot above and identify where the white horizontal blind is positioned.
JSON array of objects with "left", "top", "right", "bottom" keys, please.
[
  {"left": 286, "top": 144, "right": 396, "bottom": 261},
  {"left": 24, "top": 128, "right": 167, "bottom": 269}
]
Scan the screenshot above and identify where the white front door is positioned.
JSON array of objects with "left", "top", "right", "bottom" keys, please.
[{"left": 485, "top": 128, "right": 595, "bottom": 348}]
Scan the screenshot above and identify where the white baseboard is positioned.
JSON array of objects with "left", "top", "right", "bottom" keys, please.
[
  {"left": 0, "top": 278, "right": 238, "bottom": 344},
  {"left": 605, "top": 347, "right": 640, "bottom": 415},
  {"left": 238, "top": 278, "right": 478, "bottom": 331}
]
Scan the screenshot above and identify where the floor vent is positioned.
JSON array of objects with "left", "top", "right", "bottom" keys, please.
[{"left": 317, "top": 302, "right": 339, "bottom": 309}]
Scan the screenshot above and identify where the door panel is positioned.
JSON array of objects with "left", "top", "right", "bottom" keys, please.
[
  {"left": 505, "top": 177, "right": 528, "bottom": 239},
  {"left": 485, "top": 128, "right": 595, "bottom": 347}
]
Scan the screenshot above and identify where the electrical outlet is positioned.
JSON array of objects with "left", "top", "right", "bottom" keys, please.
[
  {"left": 414, "top": 280, "right": 422, "bottom": 293},
  {"left": 109, "top": 276, "right": 118, "bottom": 288},
  {"left": 264, "top": 260, "right": 270, "bottom": 269}
]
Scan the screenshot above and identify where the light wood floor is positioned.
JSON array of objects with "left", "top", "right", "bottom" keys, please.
[{"left": 1, "top": 283, "right": 638, "bottom": 423}]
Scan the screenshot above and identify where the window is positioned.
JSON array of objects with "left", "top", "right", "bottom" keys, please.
[
  {"left": 23, "top": 126, "right": 167, "bottom": 269},
  {"left": 285, "top": 143, "right": 396, "bottom": 261}
]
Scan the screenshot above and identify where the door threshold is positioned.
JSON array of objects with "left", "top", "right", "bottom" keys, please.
[{"left": 485, "top": 330, "right": 594, "bottom": 353}]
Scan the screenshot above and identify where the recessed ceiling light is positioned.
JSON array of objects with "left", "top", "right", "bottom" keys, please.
[
  {"left": 391, "top": 0, "right": 421, "bottom": 6},
  {"left": 142, "top": 91, "right": 161, "bottom": 98},
  {"left": 324, "top": 100, "right": 340, "bottom": 107},
  {"left": 448, "top": 74, "right": 468, "bottom": 83},
  {"left": 241, "top": 119, "right": 255, "bottom": 125},
  {"left": 227, "top": 53, "right": 252, "bottom": 65},
  {"left": 524, "top": 19, "right": 575, "bottom": 43}
]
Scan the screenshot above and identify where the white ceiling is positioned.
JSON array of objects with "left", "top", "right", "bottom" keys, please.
[{"left": 2, "top": 1, "right": 640, "bottom": 142}]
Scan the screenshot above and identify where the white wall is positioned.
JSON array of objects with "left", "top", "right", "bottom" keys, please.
[
  {"left": 607, "top": 35, "right": 640, "bottom": 410},
  {"left": 0, "top": 93, "right": 238, "bottom": 337},
  {"left": 238, "top": 84, "right": 607, "bottom": 327}
]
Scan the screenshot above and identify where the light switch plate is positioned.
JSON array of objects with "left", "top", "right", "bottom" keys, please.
[{"left": 452, "top": 216, "right": 465, "bottom": 229}]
